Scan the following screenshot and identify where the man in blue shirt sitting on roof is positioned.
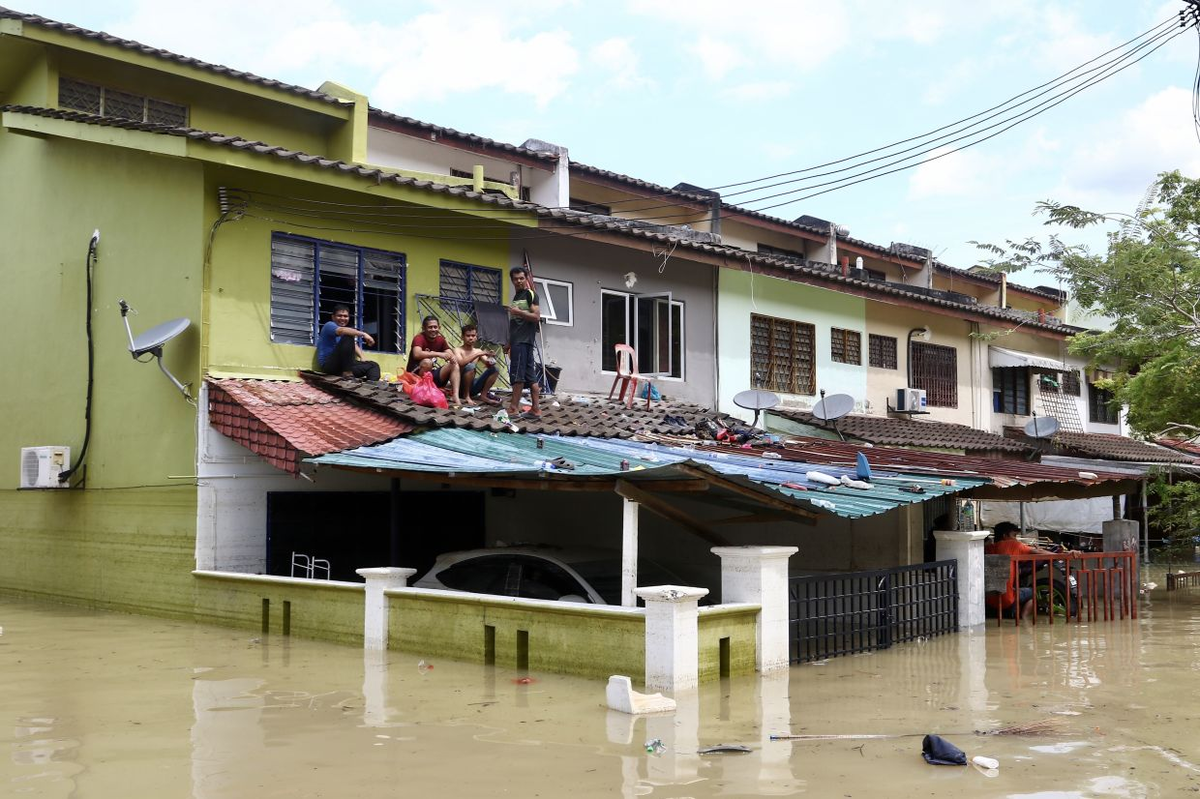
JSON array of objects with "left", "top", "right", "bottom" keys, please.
[{"left": 316, "top": 305, "right": 381, "bottom": 381}]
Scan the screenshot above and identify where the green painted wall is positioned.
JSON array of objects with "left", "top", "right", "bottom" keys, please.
[
  {"left": 192, "top": 574, "right": 365, "bottom": 644},
  {"left": 0, "top": 488, "right": 197, "bottom": 614},
  {"left": 698, "top": 607, "right": 759, "bottom": 679},
  {"left": 718, "top": 269, "right": 867, "bottom": 415},
  {"left": 203, "top": 168, "right": 514, "bottom": 378},
  {"left": 0, "top": 119, "right": 203, "bottom": 614},
  {"left": 388, "top": 593, "right": 647, "bottom": 680},
  {"left": 0, "top": 128, "right": 203, "bottom": 489}
]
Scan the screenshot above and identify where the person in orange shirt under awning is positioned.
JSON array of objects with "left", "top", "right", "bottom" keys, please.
[{"left": 985, "top": 521, "right": 1059, "bottom": 620}]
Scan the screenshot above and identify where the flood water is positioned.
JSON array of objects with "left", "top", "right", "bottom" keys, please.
[{"left": 3, "top": 586, "right": 1200, "bottom": 798}]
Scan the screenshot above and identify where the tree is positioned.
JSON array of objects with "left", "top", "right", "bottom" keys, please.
[{"left": 972, "top": 170, "right": 1200, "bottom": 436}]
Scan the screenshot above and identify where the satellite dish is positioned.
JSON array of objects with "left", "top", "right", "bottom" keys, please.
[
  {"left": 129, "top": 317, "right": 190, "bottom": 357},
  {"left": 811, "top": 393, "right": 855, "bottom": 421},
  {"left": 733, "top": 389, "right": 780, "bottom": 428},
  {"left": 811, "top": 391, "right": 855, "bottom": 442},
  {"left": 1024, "top": 416, "right": 1060, "bottom": 439},
  {"left": 119, "top": 299, "right": 194, "bottom": 403}
]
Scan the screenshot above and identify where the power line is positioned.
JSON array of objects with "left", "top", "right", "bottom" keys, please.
[{"left": 223, "top": 15, "right": 1193, "bottom": 246}]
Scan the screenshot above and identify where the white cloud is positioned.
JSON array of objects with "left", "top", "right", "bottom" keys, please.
[
  {"left": 1058, "top": 87, "right": 1200, "bottom": 199},
  {"left": 721, "top": 81, "right": 791, "bottom": 102},
  {"left": 908, "top": 147, "right": 993, "bottom": 199},
  {"left": 686, "top": 34, "right": 744, "bottom": 80},
  {"left": 588, "top": 37, "right": 649, "bottom": 90},
  {"left": 86, "top": 1, "right": 581, "bottom": 110}
]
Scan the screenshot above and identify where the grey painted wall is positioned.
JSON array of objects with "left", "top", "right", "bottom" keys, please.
[{"left": 512, "top": 236, "right": 718, "bottom": 407}]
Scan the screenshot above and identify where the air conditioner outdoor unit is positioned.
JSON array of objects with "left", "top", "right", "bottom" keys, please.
[
  {"left": 19, "top": 446, "right": 71, "bottom": 489},
  {"left": 895, "top": 388, "right": 927, "bottom": 412}
]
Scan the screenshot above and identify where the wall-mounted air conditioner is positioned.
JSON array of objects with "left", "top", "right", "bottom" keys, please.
[
  {"left": 19, "top": 446, "right": 71, "bottom": 489},
  {"left": 895, "top": 388, "right": 927, "bottom": 412}
]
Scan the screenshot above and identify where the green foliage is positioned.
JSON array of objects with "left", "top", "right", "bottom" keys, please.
[
  {"left": 973, "top": 170, "right": 1200, "bottom": 435},
  {"left": 1148, "top": 473, "right": 1200, "bottom": 564}
]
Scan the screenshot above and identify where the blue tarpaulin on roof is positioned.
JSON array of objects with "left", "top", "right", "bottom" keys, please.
[{"left": 309, "top": 429, "right": 988, "bottom": 519}]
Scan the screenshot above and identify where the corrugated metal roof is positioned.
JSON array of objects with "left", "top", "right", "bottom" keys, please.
[{"left": 309, "top": 429, "right": 987, "bottom": 519}]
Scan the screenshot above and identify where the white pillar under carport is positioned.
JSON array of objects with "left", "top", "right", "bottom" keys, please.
[
  {"left": 711, "top": 546, "right": 798, "bottom": 672},
  {"left": 637, "top": 585, "right": 709, "bottom": 693},
  {"left": 356, "top": 567, "right": 416, "bottom": 650},
  {"left": 621, "top": 497, "right": 639, "bottom": 607},
  {"left": 934, "top": 529, "right": 990, "bottom": 629}
]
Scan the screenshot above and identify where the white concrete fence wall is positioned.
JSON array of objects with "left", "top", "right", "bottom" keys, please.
[{"left": 356, "top": 545, "right": 798, "bottom": 694}]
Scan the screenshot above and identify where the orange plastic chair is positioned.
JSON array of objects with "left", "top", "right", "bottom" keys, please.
[{"left": 607, "top": 343, "right": 653, "bottom": 409}]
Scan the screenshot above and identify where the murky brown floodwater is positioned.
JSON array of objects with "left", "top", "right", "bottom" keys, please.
[{"left": 3, "top": 580, "right": 1200, "bottom": 798}]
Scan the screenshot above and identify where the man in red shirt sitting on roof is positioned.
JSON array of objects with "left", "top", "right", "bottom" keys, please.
[
  {"left": 406, "top": 315, "right": 461, "bottom": 404},
  {"left": 985, "top": 521, "right": 1059, "bottom": 619}
]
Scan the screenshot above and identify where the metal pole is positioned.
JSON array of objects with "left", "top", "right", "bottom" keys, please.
[
  {"left": 1141, "top": 478, "right": 1149, "bottom": 579},
  {"left": 1019, "top": 502, "right": 1026, "bottom": 534}
]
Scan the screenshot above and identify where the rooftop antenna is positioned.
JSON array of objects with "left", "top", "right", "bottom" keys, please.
[
  {"left": 733, "top": 371, "right": 780, "bottom": 429},
  {"left": 811, "top": 389, "right": 855, "bottom": 441},
  {"left": 119, "top": 299, "right": 194, "bottom": 404}
]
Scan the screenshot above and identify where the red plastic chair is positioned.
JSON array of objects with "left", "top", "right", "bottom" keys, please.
[{"left": 607, "top": 343, "right": 653, "bottom": 409}]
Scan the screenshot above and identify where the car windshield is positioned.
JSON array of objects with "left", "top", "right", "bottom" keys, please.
[{"left": 569, "top": 559, "right": 683, "bottom": 605}]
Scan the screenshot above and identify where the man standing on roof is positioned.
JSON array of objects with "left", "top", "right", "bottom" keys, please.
[
  {"left": 505, "top": 266, "right": 541, "bottom": 420},
  {"left": 407, "top": 315, "right": 462, "bottom": 404},
  {"left": 316, "top": 305, "right": 380, "bottom": 381}
]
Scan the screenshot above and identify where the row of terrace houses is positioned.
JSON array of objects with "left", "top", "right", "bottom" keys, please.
[{"left": 2, "top": 8, "right": 1183, "bottom": 677}]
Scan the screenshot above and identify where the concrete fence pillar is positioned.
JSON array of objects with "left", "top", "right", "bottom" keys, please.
[
  {"left": 636, "top": 585, "right": 709, "bottom": 694},
  {"left": 934, "top": 529, "right": 990, "bottom": 629},
  {"left": 710, "top": 545, "right": 798, "bottom": 672},
  {"left": 356, "top": 567, "right": 416, "bottom": 650},
  {"left": 1103, "top": 518, "right": 1139, "bottom": 605}
]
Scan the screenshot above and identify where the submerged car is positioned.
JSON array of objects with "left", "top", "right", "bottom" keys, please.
[{"left": 413, "top": 546, "right": 691, "bottom": 605}]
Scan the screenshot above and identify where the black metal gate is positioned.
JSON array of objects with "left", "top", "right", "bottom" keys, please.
[{"left": 788, "top": 560, "right": 958, "bottom": 664}]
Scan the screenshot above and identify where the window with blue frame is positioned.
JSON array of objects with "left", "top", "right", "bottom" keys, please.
[
  {"left": 439, "top": 260, "right": 502, "bottom": 305},
  {"left": 268, "top": 233, "right": 406, "bottom": 353}
]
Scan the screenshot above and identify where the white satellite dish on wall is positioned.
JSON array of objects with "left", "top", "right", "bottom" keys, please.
[{"left": 119, "top": 299, "right": 193, "bottom": 402}]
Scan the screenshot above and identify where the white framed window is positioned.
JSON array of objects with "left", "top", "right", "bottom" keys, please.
[
  {"left": 533, "top": 277, "right": 573, "bottom": 326},
  {"left": 601, "top": 289, "right": 684, "bottom": 379}
]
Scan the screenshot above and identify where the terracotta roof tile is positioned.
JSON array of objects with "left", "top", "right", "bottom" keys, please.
[
  {"left": 773, "top": 409, "right": 1032, "bottom": 453},
  {"left": 207, "top": 378, "right": 411, "bottom": 473}
]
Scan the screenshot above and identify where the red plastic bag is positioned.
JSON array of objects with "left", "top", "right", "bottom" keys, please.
[
  {"left": 410, "top": 372, "right": 449, "bottom": 408},
  {"left": 398, "top": 371, "right": 420, "bottom": 395}
]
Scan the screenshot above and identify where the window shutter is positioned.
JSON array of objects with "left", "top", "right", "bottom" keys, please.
[{"left": 269, "top": 237, "right": 316, "bottom": 345}]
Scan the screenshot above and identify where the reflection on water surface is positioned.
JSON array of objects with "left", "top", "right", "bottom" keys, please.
[{"left": 3, "top": 588, "right": 1200, "bottom": 797}]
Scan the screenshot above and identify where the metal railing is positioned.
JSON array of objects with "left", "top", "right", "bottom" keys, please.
[
  {"left": 994, "top": 550, "right": 1137, "bottom": 625},
  {"left": 788, "top": 560, "right": 958, "bottom": 664}
]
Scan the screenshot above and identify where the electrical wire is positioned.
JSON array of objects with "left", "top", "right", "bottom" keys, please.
[
  {"left": 720, "top": 22, "right": 1180, "bottom": 204},
  {"left": 59, "top": 233, "right": 98, "bottom": 486},
  {"left": 223, "top": 14, "right": 1187, "bottom": 226},
  {"left": 217, "top": 16, "right": 1193, "bottom": 245}
]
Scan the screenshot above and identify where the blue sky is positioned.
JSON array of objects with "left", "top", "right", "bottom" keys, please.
[{"left": 20, "top": 1, "right": 1200, "bottom": 282}]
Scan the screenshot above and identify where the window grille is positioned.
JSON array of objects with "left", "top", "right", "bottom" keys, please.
[
  {"left": 992, "top": 367, "right": 1030, "bottom": 415},
  {"left": 868, "top": 334, "right": 897, "bottom": 369},
  {"left": 59, "top": 77, "right": 188, "bottom": 126},
  {"left": 830, "top": 328, "right": 861, "bottom": 365},
  {"left": 58, "top": 78, "right": 101, "bottom": 114},
  {"left": 1089, "top": 383, "right": 1119, "bottom": 424},
  {"left": 911, "top": 341, "right": 957, "bottom": 407},
  {"left": 751, "top": 314, "right": 816, "bottom": 395},
  {"left": 1061, "top": 370, "right": 1081, "bottom": 396},
  {"left": 439, "top": 260, "right": 501, "bottom": 304}
]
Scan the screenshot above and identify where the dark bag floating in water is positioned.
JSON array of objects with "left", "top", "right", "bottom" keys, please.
[
  {"left": 697, "top": 744, "right": 752, "bottom": 755},
  {"left": 921, "top": 734, "right": 967, "bottom": 766}
]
